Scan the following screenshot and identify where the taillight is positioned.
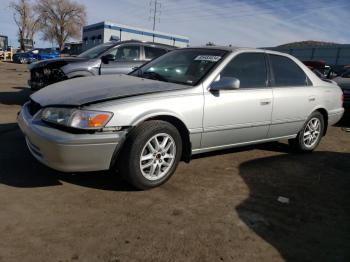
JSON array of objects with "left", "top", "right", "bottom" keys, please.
[{"left": 341, "top": 94, "right": 344, "bottom": 102}]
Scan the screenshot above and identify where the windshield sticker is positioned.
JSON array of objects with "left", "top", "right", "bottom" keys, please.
[{"left": 194, "top": 55, "right": 221, "bottom": 62}]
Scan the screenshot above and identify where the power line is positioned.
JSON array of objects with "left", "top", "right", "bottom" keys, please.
[{"left": 149, "top": 0, "right": 161, "bottom": 31}]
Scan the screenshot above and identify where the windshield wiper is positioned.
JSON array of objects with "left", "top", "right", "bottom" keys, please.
[{"left": 142, "top": 71, "right": 168, "bottom": 82}]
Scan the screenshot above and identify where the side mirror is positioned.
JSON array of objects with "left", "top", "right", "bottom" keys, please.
[
  {"left": 101, "top": 54, "right": 115, "bottom": 64},
  {"left": 210, "top": 76, "right": 240, "bottom": 91}
]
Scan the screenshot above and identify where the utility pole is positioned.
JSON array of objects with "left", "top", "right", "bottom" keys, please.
[{"left": 149, "top": 0, "right": 161, "bottom": 31}]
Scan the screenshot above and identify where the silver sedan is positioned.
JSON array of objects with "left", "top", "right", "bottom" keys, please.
[{"left": 18, "top": 47, "right": 344, "bottom": 189}]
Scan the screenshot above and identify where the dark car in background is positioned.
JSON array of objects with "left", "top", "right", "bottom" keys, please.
[
  {"left": 302, "top": 60, "right": 335, "bottom": 79},
  {"left": 13, "top": 48, "right": 60, "bottom": 64},
  {"left": 333, "top": 68, "right": 350, "bottom": 119},
  {"left": 28, "top": 40, "right": 176, "bottom": 90}
]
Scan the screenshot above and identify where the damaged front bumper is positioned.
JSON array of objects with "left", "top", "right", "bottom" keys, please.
[
  {"left": 29, "top": 67, "right": 67, "bottom": 90},
  {"left": 28, "top": 79, "right": 45, "bottom": 90}
]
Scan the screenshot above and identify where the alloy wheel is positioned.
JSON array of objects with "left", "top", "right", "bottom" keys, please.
[
  {"left": 139, "top": 133, "right": 176, "bottom": 181},
  {"left": 303, "top": 117, "right": 321, "bottom": 148}
]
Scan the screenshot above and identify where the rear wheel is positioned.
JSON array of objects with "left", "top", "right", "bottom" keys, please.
[
  {"left": 289, "top": 111, "right": 324, "bottom": 152},
  {"left": 118, "top": 120, "right": 182, "bottom": 190}
]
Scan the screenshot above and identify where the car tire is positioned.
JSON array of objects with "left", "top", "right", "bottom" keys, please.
[
  {"left": 118, "top": 120, "right": 182, "bottom": 190},
  {"left": 289, "top": 111, "right": 324, "bottom": 152}
]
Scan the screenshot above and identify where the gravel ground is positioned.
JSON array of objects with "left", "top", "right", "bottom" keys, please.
[{"left": 0, "top": 61, "right": 349, "bottom": 262}]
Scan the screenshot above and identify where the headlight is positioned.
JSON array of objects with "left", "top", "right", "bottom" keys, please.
[{"left": 41, "top": 107, "right": 113, "bottom": 130}]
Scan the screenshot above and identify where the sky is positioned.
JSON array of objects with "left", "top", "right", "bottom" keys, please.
[{"left": 0, "top": 0, "right": 350, "bottom": 48}]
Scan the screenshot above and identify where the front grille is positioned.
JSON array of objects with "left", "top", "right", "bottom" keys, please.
[{"left": 28, "top": 99, "right": 42, "bottom": 116}]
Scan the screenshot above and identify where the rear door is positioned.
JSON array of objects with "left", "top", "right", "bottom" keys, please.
[
  {"left": 267, "top": 54, "right": 317, "bottom": 138},
  {"left": 100, "top": 44, "right": 142, "bottom": 75},
  {"left": 202, "top": 52, "right": 273, "bottom": 148}
]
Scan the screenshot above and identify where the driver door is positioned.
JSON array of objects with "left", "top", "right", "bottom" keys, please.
[
  {"left": 202, "top": 52, "right": 273, "bottom": 149},
  {"left": 100, "top": 44, "right": 143, "bottom": 75}
]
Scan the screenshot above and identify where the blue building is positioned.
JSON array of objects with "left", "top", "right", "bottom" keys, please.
[{"left": 82, "top": 21, "right": 189, "bottom": 50}]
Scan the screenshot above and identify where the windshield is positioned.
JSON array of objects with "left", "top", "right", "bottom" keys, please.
[
  {"left": 77, "top": 42, "right": 116, "bottom": 59},
  {"left": 131, "top": 49, "right": 227, "bottom": 86}
]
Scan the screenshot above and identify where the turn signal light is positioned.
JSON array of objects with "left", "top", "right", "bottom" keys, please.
[{"left": 88, "top": 114, "right": 111, "bottom": 127}]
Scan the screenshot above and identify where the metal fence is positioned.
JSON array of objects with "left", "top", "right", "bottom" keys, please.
[{"left": 269, "top": 45, "right": 350, "bottom": 67}]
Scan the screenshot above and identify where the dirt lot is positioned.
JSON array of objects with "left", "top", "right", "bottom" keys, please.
[{"left": 0, "top": 61, "right": 349, "bottom": 262}]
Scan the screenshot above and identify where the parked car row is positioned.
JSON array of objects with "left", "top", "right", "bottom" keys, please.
[
  {"left": 13, "top": 48, "right": 60, "bottom": 64},
  {"left": 333, "top": 68, "right": 350, "bottom": 115},
  {"left": 18, "top": 43, "right": 344, "bottom": 189},
  {"left": 27, "top": 40, "right": 175, "bottom": 90}
]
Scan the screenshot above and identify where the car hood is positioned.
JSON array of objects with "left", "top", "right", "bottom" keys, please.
[
  {"left": 28, "top": 57, "right": 89, "bottom": 70},
  {"left": 30, "top": 74, "right": 189, "bottom": 107}
]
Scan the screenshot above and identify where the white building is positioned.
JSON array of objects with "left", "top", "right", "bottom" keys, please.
[{"left": 82, "top": 21, "right": 189, "bottom": 50}]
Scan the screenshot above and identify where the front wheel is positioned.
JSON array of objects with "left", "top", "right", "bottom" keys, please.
[
  {"left": 118, "top": 120, "right": 182, "bottom": 190},
  {"left": 19, "top": 57, "right": 27, "bottom": 64},
  {"left": 289, "top": 111, "right": 324, "bottom": 152}
]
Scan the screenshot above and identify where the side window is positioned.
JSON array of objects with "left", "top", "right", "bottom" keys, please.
[
  {"left": 106, "top": 47, "right": 118, "bottom": 58},
  {"left": 144, "top": 46, "right": 167, "bottom": 60},
  {"left": 112, "top": 45, "right": 140, "bottom": 61},
  {"left": 220, "top": 53, "right": 267, "bottom": 88},
  {"left": 269, "top": 55, "right": 308, "bottom": 86}
]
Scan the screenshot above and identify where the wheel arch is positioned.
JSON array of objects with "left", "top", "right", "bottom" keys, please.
[
  {"left": 140, "top": 115, "right": 192, "bottom": 163},
  {"left": 314, "top": 107, "right": 328, "bottom": 135}
]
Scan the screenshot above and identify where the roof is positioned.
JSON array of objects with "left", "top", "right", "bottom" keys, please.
[
  {"left": 183, "top": 46, "right": 271, "bottom": 53},
  {"left": 177, "top": 46, "right": 302, "bottom": 61},
  {"left": 107, "top": 40, "right": 176, "bottom": 49}
]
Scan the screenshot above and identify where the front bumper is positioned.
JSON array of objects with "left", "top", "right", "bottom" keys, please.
[
  {"left": 17, "top": 102, "right": 127, "bottom": 172},
  {"left": 28, "top": 67, "right": 67, "bottom": 90},
  {"left": 28, "top": 80, "right": 45, "bottom": 90}
]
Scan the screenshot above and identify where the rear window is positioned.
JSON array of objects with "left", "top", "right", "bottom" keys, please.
[{"left": 269, "top": 54, "right": 308, "bottom": 87}]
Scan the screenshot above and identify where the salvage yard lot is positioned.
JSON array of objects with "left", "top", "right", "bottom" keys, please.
[{"left": 0, "top": 61, "right": 349, "bottom": 262}]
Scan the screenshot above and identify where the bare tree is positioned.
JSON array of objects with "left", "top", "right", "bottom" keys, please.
[
  {"left": 10, "top": 0, "right": 39, "bottom": 51},
  {"left": 34, "top": 0, "right": 86, "bottom": 51}
]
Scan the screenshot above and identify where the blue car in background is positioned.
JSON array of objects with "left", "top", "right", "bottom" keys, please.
[{"left": 13, "top": 48, "right": 60, "bottom": 64}]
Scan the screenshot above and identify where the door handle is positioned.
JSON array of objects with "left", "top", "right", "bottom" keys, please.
[
  {"left": 308, "top": 96, "right": 316, "bottom": 102},
  {"left": 260, "top": 99, "right": 271, "bottom": 105}
]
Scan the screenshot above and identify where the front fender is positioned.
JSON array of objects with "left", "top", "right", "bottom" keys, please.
[
  {"left": 62, "top": 59, "right": 101, "bottom": 77},
  {"left": 87, "top": 92, "right": 204, "bottom": 135},
  {"left": 131, "top": 110, "right": 188, "bottom": 127},
  {"left": 66, "top": 70, "right": 94, "bottom": 78}
]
